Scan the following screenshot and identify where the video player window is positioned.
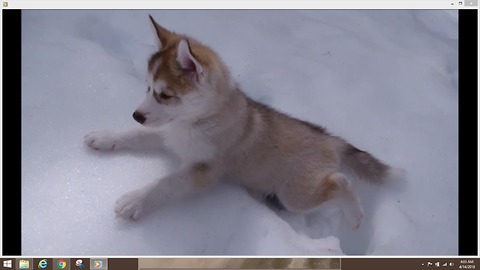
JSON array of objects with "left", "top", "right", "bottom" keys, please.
[{"left": 2, "top": 2, "right": 476, "bottom": 257}]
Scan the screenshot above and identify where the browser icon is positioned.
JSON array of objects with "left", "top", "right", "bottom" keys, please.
[
  {"left": 53, "top": 259, "right": 69, "bottom": 270},
  {"left": 37, "top": 259, "right": 47, "bottom": 269}
]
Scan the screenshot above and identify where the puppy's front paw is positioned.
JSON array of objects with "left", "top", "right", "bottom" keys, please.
[
  {"left": 115, "top": 189, "right": 147, "bottom": 221},
  {"left": 84, "top": 131, "right": 118, "bottom": 151},
  {"left": 343, "top": 203, "right": 363, "bottom": 230}
]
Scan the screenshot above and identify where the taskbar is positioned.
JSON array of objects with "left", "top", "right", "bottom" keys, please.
[{"left": 0, "top": 257, "right": 477, "bottom": 270}]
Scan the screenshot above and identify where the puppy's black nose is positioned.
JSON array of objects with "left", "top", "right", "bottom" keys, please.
[{"left": 133, "top": 111, "right": 146, "bottom": 124}]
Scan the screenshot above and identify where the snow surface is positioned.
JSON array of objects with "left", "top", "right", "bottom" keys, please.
[{"left": 21, "top": 10, "right": 458, "bottom": 255}]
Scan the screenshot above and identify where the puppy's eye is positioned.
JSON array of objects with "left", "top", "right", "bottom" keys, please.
[
  {"left": 160, "top": 92, "right": 173, "bottom": 99},
  {"left": 152, "top": 90, "right": 176, "bottom": 103},
  {"left": 147, "top": 87, "right": 151, "bottom": 93}
]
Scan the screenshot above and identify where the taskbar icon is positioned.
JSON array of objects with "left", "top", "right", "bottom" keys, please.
[
  {"left": 90, "top": 259, "right": 107, "bottom": 270},
  {"left": 71, "top": 259, "right": 88, "bottom": 270}
]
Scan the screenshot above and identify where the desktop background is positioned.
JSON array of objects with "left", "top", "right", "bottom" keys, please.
[{"left": 21, "top": 10, "right": 458, "bottom": 255}]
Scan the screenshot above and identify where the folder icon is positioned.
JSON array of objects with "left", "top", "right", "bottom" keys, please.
[{"left": 19, "top": 260, "right": 30, "bottom": 269}]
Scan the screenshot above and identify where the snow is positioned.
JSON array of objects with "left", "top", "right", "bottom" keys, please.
[{"left": 21, "top": 10, "right": 458, "bottom": 255}]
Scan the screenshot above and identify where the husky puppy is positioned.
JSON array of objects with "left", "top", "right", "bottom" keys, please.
[{"left": 84, "top": 15, "right": 392, "bottom": 229}]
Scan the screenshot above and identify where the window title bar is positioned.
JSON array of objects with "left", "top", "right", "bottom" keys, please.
[{"left": 1, "top": 0, "right": 478, "bottom": 9}]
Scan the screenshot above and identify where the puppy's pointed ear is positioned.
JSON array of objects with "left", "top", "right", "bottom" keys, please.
[
  {"left": 149, "top": 15, "right": 172, "bottom": 49},
  {"left": 176, "top": 39, "right": 204, "bottom": 80}
]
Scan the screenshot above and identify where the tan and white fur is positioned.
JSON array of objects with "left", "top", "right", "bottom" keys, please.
[{"left": 84, "top": 16, "right": 392, "bottom": 229}]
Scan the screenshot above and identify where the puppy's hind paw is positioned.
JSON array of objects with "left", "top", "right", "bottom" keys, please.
[
  {"left": 115, "top": 190, "right": 148, "bottom": 221},
  {"left": 84, "top": 131, "right": 118, "bottom": 151}
]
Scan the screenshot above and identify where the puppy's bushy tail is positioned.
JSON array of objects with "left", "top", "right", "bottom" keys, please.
[{"left": 341, "top": 144, "right": 391, "bottom": 184}]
